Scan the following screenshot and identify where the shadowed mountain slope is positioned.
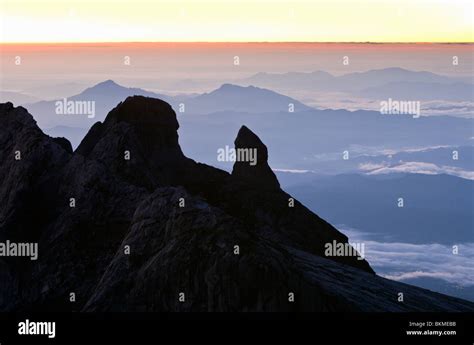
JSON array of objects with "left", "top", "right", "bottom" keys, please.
[{"left": 0, "top": 98, "right": 473, "bottom": 312}]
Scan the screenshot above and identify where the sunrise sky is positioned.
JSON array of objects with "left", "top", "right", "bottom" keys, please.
[{"left": 0, "top": 0, "right": 473, "bottom": 43}]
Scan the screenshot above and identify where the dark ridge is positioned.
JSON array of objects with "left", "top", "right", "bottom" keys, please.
[
  {"left": 0, "top": 99, "right": 472, "bottom": 312},
  {"left": 53, "top": 137, "right": 73, "bottom": 154},
  {"left": 75, "top": 121, "right": 104, "bottom": 156}
]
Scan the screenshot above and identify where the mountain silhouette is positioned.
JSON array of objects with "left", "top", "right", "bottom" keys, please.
[
  {"left": 242, "top": 67, "right": 469, "bottom": 95},
  {"left": 183, "top": 84, "right": 312, "bottom": 114},
  {"left": 25, "top": 81, "right": 312, "bottom": 131},
  {"left": 0, "top": 91, "right": 40, "bottom": 105},
  {"left": 25, "top": 80, "right": 170, "bottom": 129},
  {"left": 78, "top": 80, "right": 170, "bottom": 101},
  {"left": 0, "top": 99, "right": 473, "bottom": 312},
  {"left": 359, "top": 81, "right": 473, "bottom": 101}
]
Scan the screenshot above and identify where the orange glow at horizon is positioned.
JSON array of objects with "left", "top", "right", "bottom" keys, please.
[{"left": 0, "top": 0, "right": 473, "bottom": 43}]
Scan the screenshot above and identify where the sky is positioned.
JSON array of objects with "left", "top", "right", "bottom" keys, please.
[{"left": 0, "top": 0, "right": 473, "bottom": 43}]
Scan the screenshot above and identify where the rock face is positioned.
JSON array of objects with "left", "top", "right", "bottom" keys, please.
[
  {"left": 0, "top": 97, "right": 473, "bottom": 312},
  {"left": 232, "top": 125, "right": 280, "bottom": 190},
  {"left": 0, "top": 103, "right": 70, "bottom": 239}
]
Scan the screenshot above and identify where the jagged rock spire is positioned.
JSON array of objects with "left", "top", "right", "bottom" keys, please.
[{"left": 231, "top": 125, "right": 280, "bottom": 190}]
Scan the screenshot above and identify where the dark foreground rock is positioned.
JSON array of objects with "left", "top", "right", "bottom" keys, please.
[{"left": 0, "top": 98, "right": 473, "bottom": 312}]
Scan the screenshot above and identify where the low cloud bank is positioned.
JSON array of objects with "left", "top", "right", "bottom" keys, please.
[{"left": 340, "top": 227, "right": 474, "bottom": 287}]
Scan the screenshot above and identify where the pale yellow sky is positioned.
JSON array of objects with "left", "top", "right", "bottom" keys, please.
[{"left": 0, "top": 0, "right": 473, "bottom": 43}]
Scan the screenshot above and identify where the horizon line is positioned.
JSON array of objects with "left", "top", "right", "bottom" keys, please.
[{"left": 2, "top": 41, "right": 473, "bottom": 45}]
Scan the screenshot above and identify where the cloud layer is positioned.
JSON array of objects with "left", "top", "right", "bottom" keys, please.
[
  {"left": 359, "top": 161, "right": 474, "bottom": 180},
  {"left": 340, "top": 227, "right": 474, "bottom": 287}
]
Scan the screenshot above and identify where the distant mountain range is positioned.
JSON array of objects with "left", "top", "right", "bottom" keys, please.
[
  {"left": 9, "top": 78, "right": 474, "bottom": 179},
  {"left": 0, "top": 91, "right": 40, "bottom": 105},
  {"left": 24, "top": 80, "right": 170, "bottom": 128},
  {"left": 240, "top": 67, "right": 473, "bottom": 101},
  {"left": 360, "top": 81, "right": 473, "bottom": 101},
  {"left": 24, "top": 80, "right": 312, "bottom": 129},
  {"left": 181, "top": 83, "right": 312, "bottom": 114},
  {"left": 243, "top": 67, "right": 468, "bottom": 89}
]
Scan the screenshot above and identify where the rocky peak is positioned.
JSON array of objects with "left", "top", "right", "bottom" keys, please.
[
  {"left": 80, "top": 79, "right": 122, "bottom": 95},
  {"left": 0, "top": 102, "right": 37, "bottom": 129},
  {"left": 231, "top": 125, "right": 280, "bottom": 190},
  {"left": 105, "top": 95, "right": 184, "bottom": 160},
  {"left": 75, "top": 96, "right": 187, "bottom": 189},
  {"left": 78, "top": 96, "right": 182, "bottom": 154},
  {"left": 105, "top": 95, "right": 178, "bottom": 130}
]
